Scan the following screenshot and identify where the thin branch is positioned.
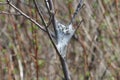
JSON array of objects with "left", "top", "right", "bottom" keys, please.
[
  {"left": 49, "top": 0, "right": 57, "bottom": 40},
  {"left": 0, "top": 2, "right": 7, "bottom": 5},
  {"left": 18, "top": 59, "right": 24, "bottom": 80},
  {"left": 74, "top": 19, "right": 84, "bottom": 33},
  {"left": 47, "top": 16, "right": 53, "bottom": 28},
  {"left": 69, "top": 0, "right": 84, "bottom": 24},
  {"left": 6, "top": 0, "right": 46, "bottom": 32},
  {"left": 72, "top": 19, "right": 84, "bottom": 41},
  {"left": 45, "top": 27, "right": 71, "bottom": 80},
  {"left": 33, "top": 0, "right": 56, "bottom": 39},
  {"left": 33, "top": 0, "right": 47, "bottom": 26},
  {"left": 44, "top": 0, "right": 52, "bottom": 16},
  {"left": 0, "top": 11, "right": 20, "bottom": 15},
  {"left": 100, "top": 66, "right": 108, "bottom": 80},
  {"left": 33, "top": 0, "right": 56, "bottom": 42},
  {"left": 44, "top": 0, "right": 57, "bottom": 41}
]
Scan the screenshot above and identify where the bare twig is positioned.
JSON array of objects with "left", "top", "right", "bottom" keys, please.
[
  {"left": 74, "top": 19, "right": 84, "bottom": 33},
  {"left": 45, "top": 27, "right": 71, "bottom": 80},
  {"left": 69, "top": 0, "right": 84, "bottom": 24},
  {"left": 100, "top": 66, "right": 108, "bottom": 80},
  {"left": 44, "top": 0, "right": 57, "bottom": 40},
  {"left": 44, "top": 0, "right": 51, "bottom": 15},
  {"left": 18, "top": 59, "right": 24, "bottom": 80},
  {"left": 0, "top": 11, "right": 20, "bottom": 15},
  {"left": 33, "top": 0, "right": 47, "bottom": 26},
  {"left": 33, "top": 26, "right": 39, "bottom": 80},
  {"left": 0, "top": 2, "right": 7, "bottom": 5}
]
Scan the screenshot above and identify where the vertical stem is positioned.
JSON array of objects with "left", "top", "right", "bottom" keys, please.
[
  {"left": 60, "top": 57, "right": 71, "bottom": 80},
  {"left": 33, "top": 23, "right": 39, "bottom": 80},
  {"left": 115, "top": 0, "right": 120, "bottom": 27},
  {"left": 78, "top": 37, "right": 89, "bottom": 80}
]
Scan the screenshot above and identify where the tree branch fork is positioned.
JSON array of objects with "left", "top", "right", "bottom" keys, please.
[{"left": 4, "top": 0, "right": 84, "bottom": 80}]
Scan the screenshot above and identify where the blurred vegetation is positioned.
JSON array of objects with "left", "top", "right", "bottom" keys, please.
[{"left": 0, "top": 0, "right": 120, "bottom": 80}]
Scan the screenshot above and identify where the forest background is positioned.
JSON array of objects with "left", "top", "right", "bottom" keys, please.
[{"left": 0, "top": 0, "right": 120, "bottom": 80}]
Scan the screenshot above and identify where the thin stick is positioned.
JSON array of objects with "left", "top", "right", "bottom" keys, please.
[
  {"left": 69, "top": 0, "right": 84, "bottom": 24},
  {"left": 44, "top": 0, "right": 57, "bottom": 40},
  {"left": 33, "top": 0, "right": 46, "bottom": 26},
  {"left": 0, "top": 2, "right": 7, "bottom": 5},
  {"left": 0, "top": 11, "right": 20, "bottom": 15}
]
